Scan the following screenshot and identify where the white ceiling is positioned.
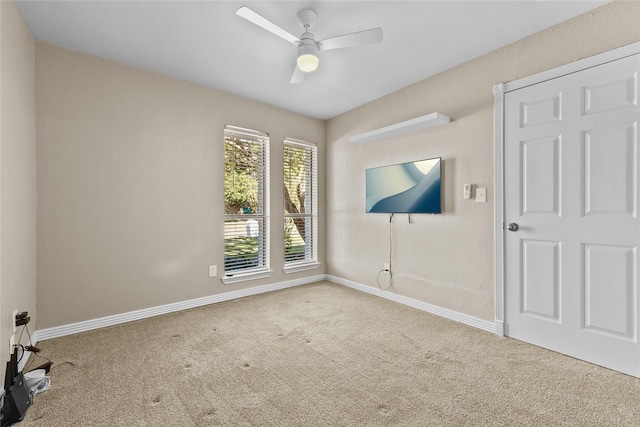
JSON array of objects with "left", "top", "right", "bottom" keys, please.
[{"left": 17, "top": 1, "right": 608, "bottom": 120}]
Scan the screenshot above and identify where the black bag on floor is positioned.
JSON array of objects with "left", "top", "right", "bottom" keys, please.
[{"left": 1, "top": 349, "right": 33, "bottom": 427}]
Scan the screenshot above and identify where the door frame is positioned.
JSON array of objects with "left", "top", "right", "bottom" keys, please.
[{"left": 493, "top": 41, "right": 640, "bottom": 337}]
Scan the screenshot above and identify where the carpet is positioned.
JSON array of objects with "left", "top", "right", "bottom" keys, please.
[{"left": 18, "top": 281, "right": 640, "bottom": 426}]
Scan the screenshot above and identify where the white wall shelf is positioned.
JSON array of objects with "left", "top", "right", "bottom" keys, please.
[{"left": 349, "top": 112, "right": 450, "bottom": 144}]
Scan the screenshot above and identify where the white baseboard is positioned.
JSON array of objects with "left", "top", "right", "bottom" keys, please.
[
  {"left": 325, "top": 275, "right": 496, "bottom": 334},
  {"left": 36, "top": 273, "right": 496, "bottom": 342},
  {"left": 494, "top": 321, "right": 505, "bottom": 336},
  {"left": 36, "top": 274, "right": 325, "bottom": 341}
]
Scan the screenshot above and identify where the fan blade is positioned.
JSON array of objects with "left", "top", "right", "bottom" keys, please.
[
  {"left": 319, "top": 27, "right": 383, "bottom": 51},
  {"left": 290, "top": 66, "right": 305, "bottom": 84},
  {"left": 236, "top": 6, "right": 299, "bottom": 45}
]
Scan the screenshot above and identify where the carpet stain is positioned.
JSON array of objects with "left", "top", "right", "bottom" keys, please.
[
  {"left": 183, "top": 362, "right": 192, "bottom": 369},
  {"left": 151, "top": 395, "right": 161, "bottom": 405},
  {"left": 242, "top": 362, "right": 250, "bottom": 368},
  {"left": 377, "top": 404, "right": 393, "bottom": 417},
  {"left": 424, "top": 350, "right": 441, "bottom": 361},
  {"left": 202, "top": 408, "right": 218, "bottom": 421},
  {"left": 28, "top": 408, "right": 45, "bottom": 421}
]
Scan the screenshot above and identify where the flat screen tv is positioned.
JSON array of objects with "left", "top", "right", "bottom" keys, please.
[{"left": 366, "top": 157, "right": 441, "bottom": 214}]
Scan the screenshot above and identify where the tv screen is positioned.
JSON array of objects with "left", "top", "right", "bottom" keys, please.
[{"left": 366, "top": 157, "right": 441, "bottom": 214}]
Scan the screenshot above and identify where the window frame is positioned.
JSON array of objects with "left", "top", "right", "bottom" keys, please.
[
  {"left": 222, "top": 125, "right": 271, "bottom": 284},
  {"left": 283, "top": 138, "right": 319, "bottom": 273}
]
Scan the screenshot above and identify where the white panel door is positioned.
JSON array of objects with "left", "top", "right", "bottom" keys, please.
[{"left": 505, "top": 53, "right": 640, "bottom": 376}]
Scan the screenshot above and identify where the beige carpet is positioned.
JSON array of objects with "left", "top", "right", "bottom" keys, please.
[{"left": 19, "top": 281, "right": 640, "bottom": 426}]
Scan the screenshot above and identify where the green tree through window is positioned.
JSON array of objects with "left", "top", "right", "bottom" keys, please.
[
  {"left": 284, "top": 139, "right": 317, "bottom": 265},
  {"left": 224, "top": 126, "right": 269, "bottom": 275}
]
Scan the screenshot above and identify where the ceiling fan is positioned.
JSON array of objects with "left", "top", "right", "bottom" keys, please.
[{"left": 236, "top": 6, "right": 383, "bottom": 84}]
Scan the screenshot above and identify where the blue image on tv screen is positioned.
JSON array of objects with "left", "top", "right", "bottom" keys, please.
[{"left": 366, "top": 158, "right": 441, "bottom": 214}]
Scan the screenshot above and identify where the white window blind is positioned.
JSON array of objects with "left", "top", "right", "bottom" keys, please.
[
  {"left": 283, "top": 138, "right": 317, "bottom": 266},
  {"left": 224, "top": 125, "right": 270, "bottom": 276}
]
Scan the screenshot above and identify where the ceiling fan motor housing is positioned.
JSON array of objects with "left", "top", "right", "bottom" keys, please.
[{"left": 298, "top": 31, "right": 317, "bottom": 47}]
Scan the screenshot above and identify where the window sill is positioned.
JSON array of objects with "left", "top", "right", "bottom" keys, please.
[
  {"left": 222, "top": 269, "right": 273, "bottom": 285},
  {"left": 283, "top": 262, "right": 321, "bottom": 274}
]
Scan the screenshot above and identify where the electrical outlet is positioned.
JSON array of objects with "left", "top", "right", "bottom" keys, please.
[
  {"left": 209, "top": 265, "right": 217, "bottom": 277},
  {"left": 9, "top": 334, "right": 15, "bottom": 355},
  {"left": 12, "top": 309, "right": 18, "bottom": 333},
  {"left": 463, "top": 183, "right": 471, "bottom": 200},
  {"left": 383, "top": 263, "right": 390, "bottom": 272}
]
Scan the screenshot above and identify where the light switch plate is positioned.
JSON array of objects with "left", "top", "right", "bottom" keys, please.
[
  {"left": 476, "top": 188, "right": 487, "bottom": 203},
  {"left": 209, "top": 265, "right": 217, "bottom": 277}
]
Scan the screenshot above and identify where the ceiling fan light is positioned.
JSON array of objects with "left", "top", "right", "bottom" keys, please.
[
  {"left": 297, "top": 54, "right": 319, "bottom": 72},
  {"left": 297, "top": 43, "right": 319, "bottom": 72}
]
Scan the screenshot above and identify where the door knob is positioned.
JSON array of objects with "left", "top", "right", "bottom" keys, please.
[{"left": 507, "top": 223, "right": 519, "bottom": 232}]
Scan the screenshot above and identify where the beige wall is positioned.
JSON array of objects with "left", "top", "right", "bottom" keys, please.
[
  {"left": 325, "top": 1, "right": 640, "bottom": 321},
  {"left": 30, "top": 1, "right": 640, "bottom": 332},
  {"left": 35, "top": 42, "right": 325, "bottom": 329},
  {"left": 1, "top": 0, "right": 36, "bottom": 380}
]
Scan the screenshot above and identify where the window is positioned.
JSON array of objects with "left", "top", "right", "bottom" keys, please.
[
  {"left": 223, "top": 126, "right": 270, "bottom": 282},
  {"left": 283, "top": 138, "right": 318, "bottom": 271}
]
